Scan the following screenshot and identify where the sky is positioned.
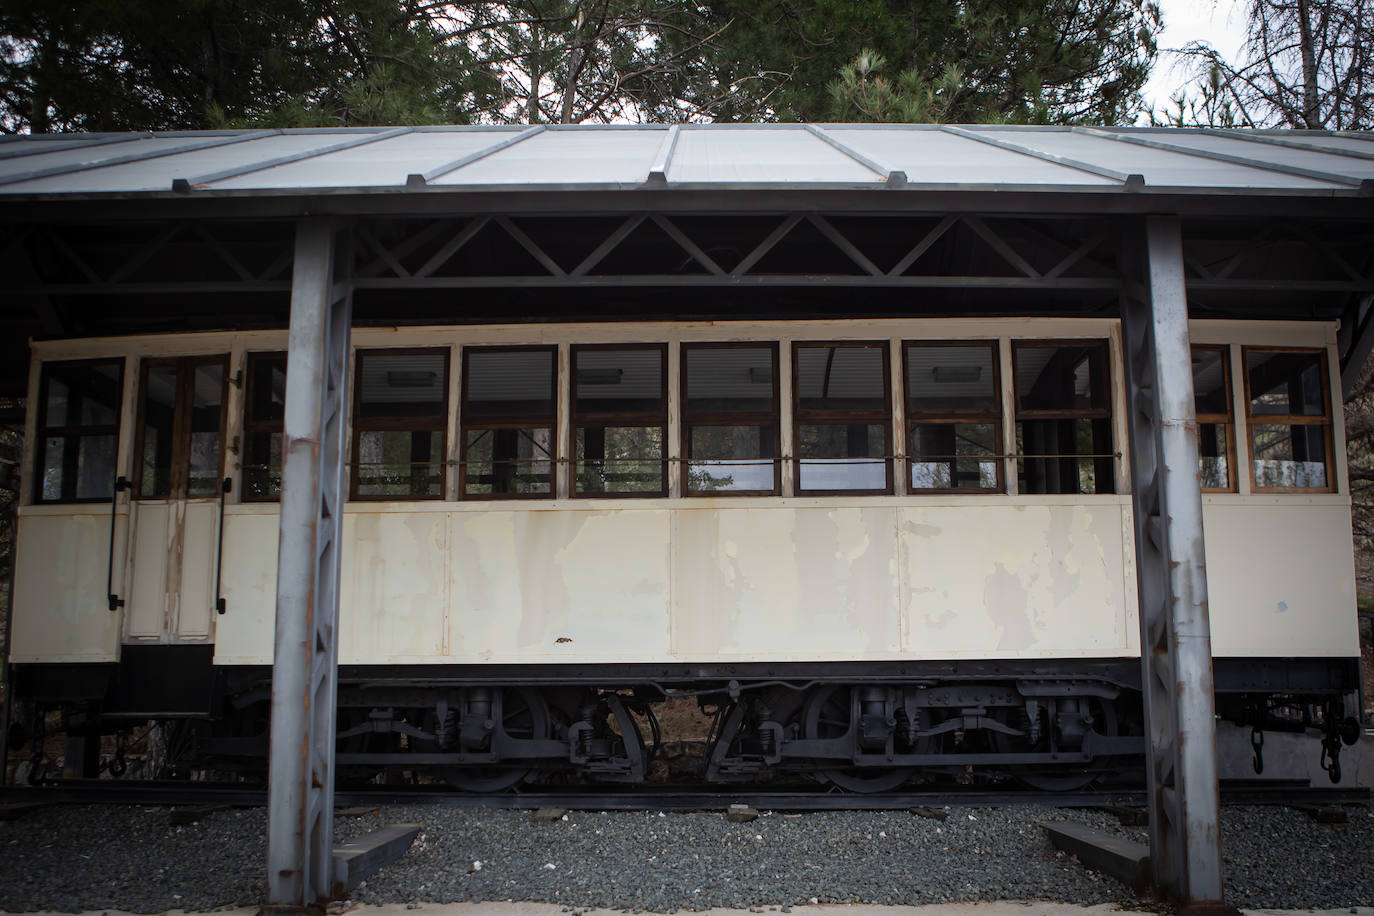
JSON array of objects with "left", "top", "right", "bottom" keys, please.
[{"left": 1142, "top": 0, "right": 1251, "bottom": 118}]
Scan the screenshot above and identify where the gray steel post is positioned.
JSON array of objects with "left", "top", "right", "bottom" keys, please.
[
  {"left": 1121, "top": 215, "right": 1227, "bottom": 906},
  {"left": 265, "top": 218, "right": 352, "bottom": 908}
]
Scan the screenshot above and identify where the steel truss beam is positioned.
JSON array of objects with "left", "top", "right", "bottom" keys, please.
[
  {"left": 265, "top": 218, "right": 352, "bottom": 908},
  {"left": 1121, "top": 216, "right": 1230, "bottom": 909},
  {"left": 7, "top": 213, "right": 1372, "bottom": 299}
]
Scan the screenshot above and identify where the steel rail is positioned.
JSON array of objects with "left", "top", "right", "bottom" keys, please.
[{"left": 1, "top": 779, "right": 1366, "bottom": 812}]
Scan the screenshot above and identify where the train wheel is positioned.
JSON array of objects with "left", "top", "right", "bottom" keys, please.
[
  {"left": 440, "top": 687, "right": 551, "bottom": 793},
  {"left": 992, "top": 697, "right": 1119, "bottom": 791},
  {"left": 802, "top": 686, "right": 915, "bottom": 794}
]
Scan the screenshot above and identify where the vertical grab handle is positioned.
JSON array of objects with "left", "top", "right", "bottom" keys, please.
[
  {"left": 214, "top": 476, "right": 231, "bottom": 615},
  {"left": 106, "top": 476, "right": 130, "bottom": 611}
]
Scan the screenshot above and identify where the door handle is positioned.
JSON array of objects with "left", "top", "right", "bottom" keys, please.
[
  {"left": 214, "top": 476, "right": 231, "bottom": 615},
  {"left": 106, "top": 476, "right": 130, "bottom": 611}
]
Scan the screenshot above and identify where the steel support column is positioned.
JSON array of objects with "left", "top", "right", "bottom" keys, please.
[
  {"left": 1121, "top": 215, "right": 1228, "bottom": 908},
  {"left": 265, "top": 218, "right": 352, "bottom": 908}
]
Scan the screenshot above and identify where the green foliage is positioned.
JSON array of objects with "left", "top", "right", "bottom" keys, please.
[
  {"left": 698, "top": 0, "right": 1162, "bottom": 124},
  {"left": 0, "top": 0, "right": 495, "bottom": 131},
  {"left": 0, "top": 0, "right": 1162, "bottom": 130}
]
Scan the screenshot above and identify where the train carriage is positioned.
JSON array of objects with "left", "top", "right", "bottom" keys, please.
[{"left": 1, "top": 124, "right": 1369, "bottom": 791}]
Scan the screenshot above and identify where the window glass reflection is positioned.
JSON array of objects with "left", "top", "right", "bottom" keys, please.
[
  {"left": 1248, "top": 351, "right": 1326, "bottom": 416},
  {"left": 906, "top": 345, "right": 996, "bottom": 412},
  {"left": 353, "top": 349, "right": 448, "bottom": 500},
  {"left": 138, "top": 365, "right": 178, "bottom": 498},
  {"left": 244, "top": 354, "right": 287, "bottom": 500},
  {"left": 36, "top": 359, "right": 123, "bottom": 503},
  {"left": 461, "top": 347, "right": 555, "bottom": 498},
  {"left": 573, "top": 346, "right": 666, "bottom": 496},
  {"left": 795, "top": 343, "right": 890, "bottom": 493},
  {"left": 1244, "top": 349, "right": 1332, "bottom": 491},
  {"left": 1013, "top": 342, "right": 1113, "bottom": 495},
  {"left": 909, "top": 422, "right": 998, "bottom": 490}
]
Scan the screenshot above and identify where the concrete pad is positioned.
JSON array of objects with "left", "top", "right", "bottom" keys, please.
[
  {"left": 1041, "top": 821, "right": 1151, "bottom": 895},
  {"left": 8, "top": 904, "right": 1374, "bottom": 916},
  {"left": 331, "top": 823, "right": 424, "bottom": 896}
]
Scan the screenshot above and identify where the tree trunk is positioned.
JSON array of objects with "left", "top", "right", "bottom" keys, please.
[
  {"left": 1296, "top": 0, "right": 1320, "bottom": 127},
  {"left": 560, "top": 4, "right": 588, "bottom": 124}
]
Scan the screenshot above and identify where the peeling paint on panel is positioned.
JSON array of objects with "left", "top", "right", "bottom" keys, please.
[
  {"left": 900, "top": 504, "right": 1131, "bottom": 659},
  {"left": 984, "top": 562, "right": 1034, "bottom": 651}
]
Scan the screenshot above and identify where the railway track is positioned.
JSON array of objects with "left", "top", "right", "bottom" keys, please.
[{"left": 0, "top": 778, "right": 1367, "bottom": 812}]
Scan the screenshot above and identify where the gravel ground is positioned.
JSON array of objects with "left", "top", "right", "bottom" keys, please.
[{"left": 0, "top": 802, "right": 1370, "bottom": 914}]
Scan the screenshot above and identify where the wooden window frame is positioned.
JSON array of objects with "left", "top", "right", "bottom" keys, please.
[
  {"left": 680, "top": 341, "right": 781, "bottom": 497},
  {"left": 792, "top": 340, "right": 894, "bottom": 497},
  {"left": 1242, "top": 346, "right": 1335, "bottom": 494},
  {"left": 33, "top": 357, "right": 125, "bottom": 505},
  {"left": 458, "top": 344, "right": 558, "bottom": 501},
  {"left": 349, "top": 347, "right": 450, "bottom": 502},
  {"left": 1191, "top": 344, "right": 1237, "bottom": 494},
  {"left": 241, "top": 351, "right": 287, "bottom": 503},
  {"left": 132, "top": 354, "right": 230, "bottom": 501},
  {"left": 902, "top": 339, "right": 1004, "bottom": 495},
  {"left": 571, "top": 342, "right": 669, "bottom": 499},
  {"left": 1010, "top": 339, "right": 1115, "bottom": 495}
]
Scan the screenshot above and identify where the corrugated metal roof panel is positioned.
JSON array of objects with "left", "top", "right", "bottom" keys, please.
[
  {"left": 976, "top": 128, "right": 1346, "bottom": 189},
  {"left": 667, "top": 127, "right": 880, "bottom": 184},
  {"left": 1, "top": 131, "right": 371, "bottom": 193},
  {"left": 1146, "top": 131, "right": 1374, "bottom": 180},
  {"left": 434, "top": 128, "right": 664, "bottom": 185},
  {"left": 827, "top": 126, "right": 1119, "bottom": 186},
  {"left": 210, "top": 129, "right": 518, "bottom": 189},
  {"left": 0, "top": 134, "right": 233, "bottom": 187}
]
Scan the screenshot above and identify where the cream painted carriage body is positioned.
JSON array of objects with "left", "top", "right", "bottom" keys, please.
[{"left": 8, "top": 313, "right": 1360, "bottom": 790}]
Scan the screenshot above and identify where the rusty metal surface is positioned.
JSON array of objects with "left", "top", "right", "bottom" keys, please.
[
  {"left": 265, "top": 218, "right": 352, "bottom": 907},
  {"left": 1123, "top": 215, "right": 1226, "bottom": 905}
]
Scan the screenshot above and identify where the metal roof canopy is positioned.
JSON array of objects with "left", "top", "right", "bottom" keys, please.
[
  {"left": 0, "top": 123, "right": 1372, "bottom": 197},
  {"left": 2, "top": 125, "right": 1373, "bottom": 912}
]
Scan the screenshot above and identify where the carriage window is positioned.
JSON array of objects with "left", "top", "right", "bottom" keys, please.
[
  {"left": 794, "top": 342, "right": 892, "bottom": 494},
  {"left": 243, "top": 353, "right": 286, "bottom": 501},
  {"left": 35, "top": 359, "right": 123, "bottom": 503},
  {"left": 572, "top": 345, "right": 667, "bottom": 496},
  {"left": 1192, "top": 346, "right": 1234, "bottom": 491},
  {"left": 1245, "top": 348, "right": 1332, "bottom": 491},
  {"left": 135, "top": 356, "right": 227, "bottom": 499},
  {"left": 352, "top": 349, "right": 448, "bottom": 499},
  {"left": 1013, "top": 341, "right": 1113, "bottom": 495},
  {"left": 682, "top": 344, "right": 779, "bottom": 495},
  {"left": 460, "top": 347, "right": 555, "bottom": 498},
  {"left": 905, "top": 342, "right": 1001, "bottom": 492}
]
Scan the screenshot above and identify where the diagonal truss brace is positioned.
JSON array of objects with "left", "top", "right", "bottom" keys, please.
[
  {"left": 1121, "top": 215, "right": 1229, "bottom": 909},
  {"left": 264, "top": 217, "right": 352, "bottom": 909},
  {"left": 351, "top": 212, "right": 1111, "bottom": 285}
]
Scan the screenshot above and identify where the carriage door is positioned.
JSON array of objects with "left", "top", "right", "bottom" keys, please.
[{"left": 124, "top": 355, "right": 229, "bottom": 644}]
